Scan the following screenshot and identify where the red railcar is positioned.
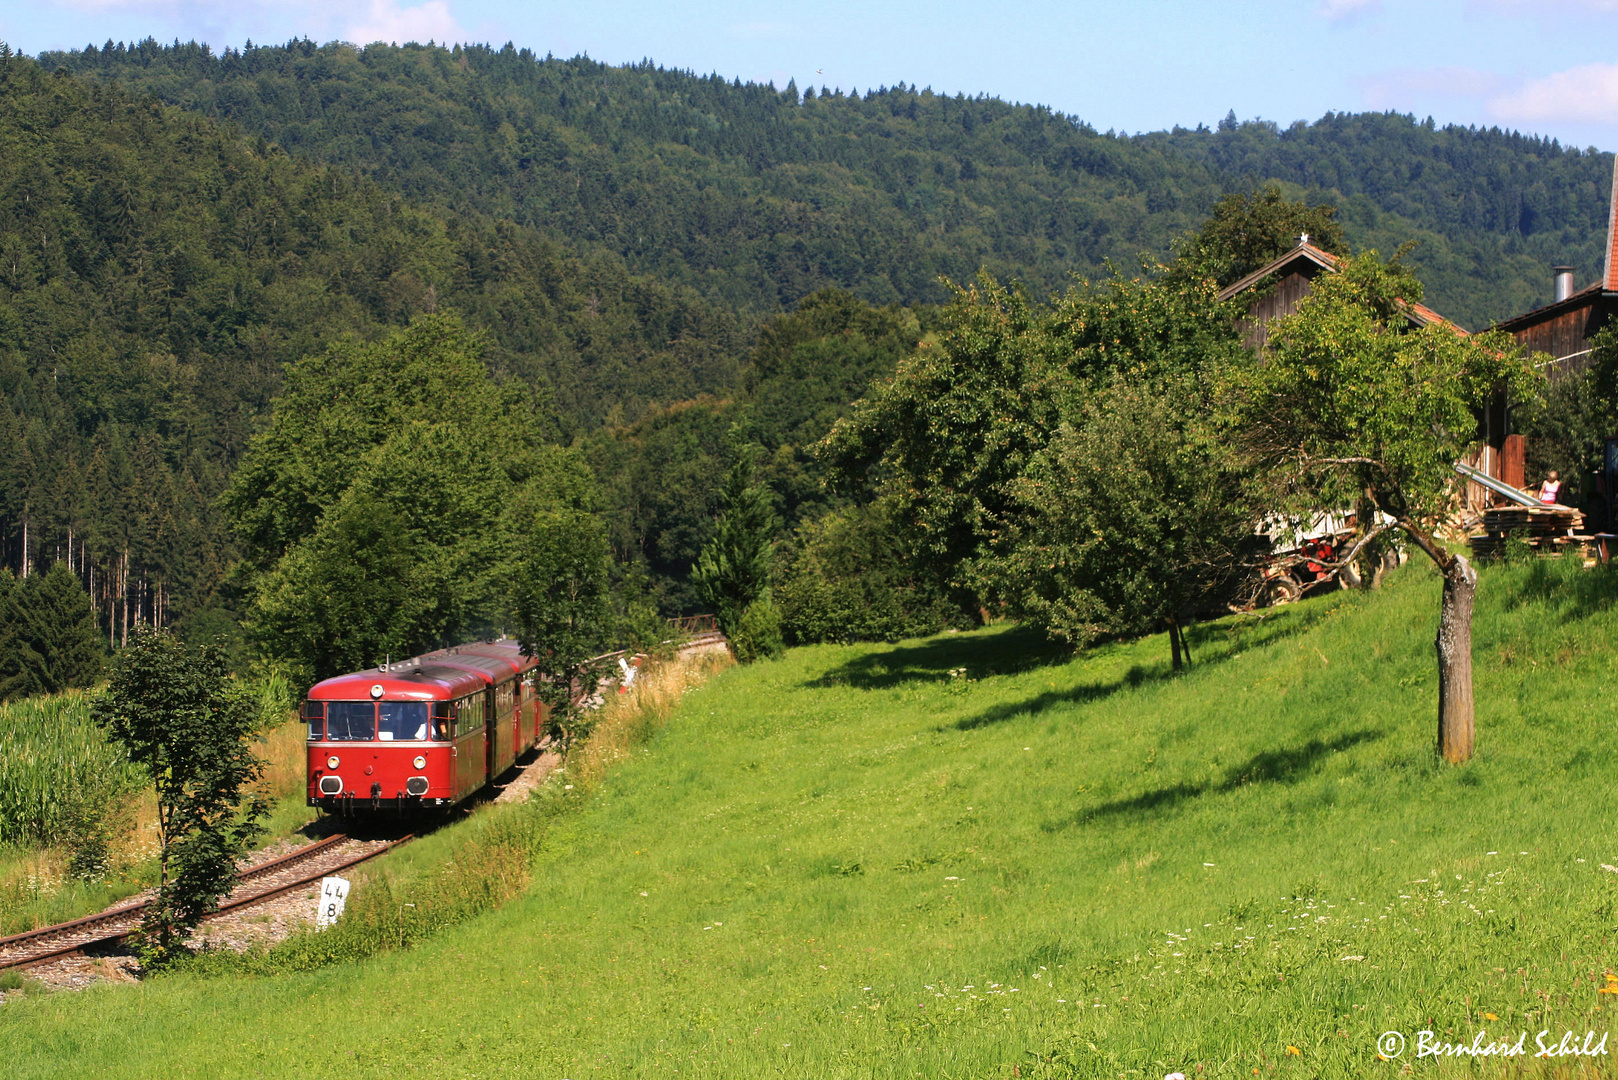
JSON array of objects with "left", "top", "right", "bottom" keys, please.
[{"left": 301, "top": 638, "right": 547, "bottom": 814}]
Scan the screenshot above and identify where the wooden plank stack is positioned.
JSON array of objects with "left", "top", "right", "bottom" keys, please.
[{"left": 1470, "top": 504, "right": 1585, "bottom": 558}]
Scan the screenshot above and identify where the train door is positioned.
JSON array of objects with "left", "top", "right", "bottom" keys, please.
[
  {"left": 496, "top": 682, "right": 516, "bottom": 776},
  {"left": 455, "top": 693, "right": 487, "bottom": 799},
  {"left": 518, "top": 676, "right": 536, "bottom": 752}
]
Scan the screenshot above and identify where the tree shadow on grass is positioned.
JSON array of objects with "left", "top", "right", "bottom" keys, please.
[
  {"left": 807, "top": 624, "right": 1073, "bottom": 690},
  {"left": 949, "top": 603, "right": 1338, "bottom": 731},
  {"left": 1041, "top": 728, "right": 1384, "bottom": 832},
  {"left": 950, "top": 663, "right": 1167, "bottom": 730},
  {"left": 810, "top": 601, "right": 1341, "bottom": 697}
]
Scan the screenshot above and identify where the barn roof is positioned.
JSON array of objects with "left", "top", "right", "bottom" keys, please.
[
  {"left": 1217, "top": 240, "right": 1468, "bottom": 336},
  {"left": 1214, "top": 242, "right": 1339, "bottom": 302},
  {"left": 1606, "top": 161, "right": 1618, "bottom": 294}
]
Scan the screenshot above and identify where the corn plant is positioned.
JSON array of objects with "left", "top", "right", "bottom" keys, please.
[{"left": 0, "top": 691, "right": 143, "bottom": 873}]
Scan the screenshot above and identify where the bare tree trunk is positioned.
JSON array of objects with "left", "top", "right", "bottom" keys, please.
[
  {"left": 1168, "top": 617, "right": 1183, "bottom": 672},
  {"left": 1435, "top": 554, "right": 1477, "bottom": 763}
]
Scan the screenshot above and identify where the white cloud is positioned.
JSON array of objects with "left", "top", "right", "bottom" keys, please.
[
  {"left": 1488, "top": 62, "right": 1618, "bottom": 125},
  {"left": 1317, "top": 0, "right": 1380, "bottom": 20},
  {"left": 344, "top": 0, "right": 464, "bottom": 46}
]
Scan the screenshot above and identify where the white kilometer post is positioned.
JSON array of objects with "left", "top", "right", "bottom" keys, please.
[{"left": 316, "top": 875, "right": 352, "bottom": 929}]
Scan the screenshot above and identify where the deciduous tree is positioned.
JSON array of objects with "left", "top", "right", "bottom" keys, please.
[
  {"left": 505, "top": 495, "right": 613, "bottom": 749},
  {"left": 93, "top": 628, "right": 266, "bottom": 965},
  {"left": 1171, "top": 185, "right": 1345, "bottom": 289},
  {"left": 992, "top": 370, "right": 1260, "bottom": 667},
  {"left": 1245, "top": 251, "right": 1540, "bottom": 763}
]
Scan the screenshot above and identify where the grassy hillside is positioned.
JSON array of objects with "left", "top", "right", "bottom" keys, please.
[{"left": 3, "top": 557, "right": 1617, "bottom": 1077}]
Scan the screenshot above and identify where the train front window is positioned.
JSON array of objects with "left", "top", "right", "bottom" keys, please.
[
  {"left": 325, "top": 702, "right": 375, "bottom": 741},
  {"left": 377, "top": 702, "right": 429, "bottom": 741}
]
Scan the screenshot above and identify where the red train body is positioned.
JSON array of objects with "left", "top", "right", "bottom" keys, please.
[{"left": 301, "top": 638, "right": 547, "bottom": 813}]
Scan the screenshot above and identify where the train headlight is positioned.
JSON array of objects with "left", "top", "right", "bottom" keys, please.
[
  {"left": 327, "top": 755, "right": 340, "bottom": 769},
  {"left": 413, "top": 755, "right": 427, "bottom": 769}
]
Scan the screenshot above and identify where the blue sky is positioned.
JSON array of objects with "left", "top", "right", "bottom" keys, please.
[{"left": 3, "top": 0, "right": 1618, "bottom": 151}]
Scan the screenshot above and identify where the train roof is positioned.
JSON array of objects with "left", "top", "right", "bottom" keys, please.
[{"left": 306, "top": 637, "right": 535, "bottom": 701}]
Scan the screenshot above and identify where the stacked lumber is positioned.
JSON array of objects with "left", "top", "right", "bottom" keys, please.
[
  {"left": 1481, "top": 505, "right": 1582, "bottom": 533},
  {"left": 1470, "top": 504, "right": 1585, "bottom": 558}
]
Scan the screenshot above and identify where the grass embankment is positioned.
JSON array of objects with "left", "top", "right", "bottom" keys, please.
[
  {"left": 180, "top": 649, "right": 730, "bottom": 975},
  {"left": 0, "top": 688, "right": 315, "bottom": 936},
  {"left": 3, "top": 558, "right": 1617, "bottom": 1078}
]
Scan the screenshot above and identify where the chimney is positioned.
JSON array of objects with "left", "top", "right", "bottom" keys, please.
[{"left": 1554, "top": 266, "right": 1575, "bottom": 302}]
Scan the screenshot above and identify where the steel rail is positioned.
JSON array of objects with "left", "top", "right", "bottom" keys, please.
[{"left": 0, "top": 832, "right": 411, "bottom": 972}]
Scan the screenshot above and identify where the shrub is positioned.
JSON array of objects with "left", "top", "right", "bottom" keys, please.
[
  {"left": 730, "top": 594, "right": 785, "bottom": 663},
  {"left": 775, "top": 503, "right": 964, "bottom": 645}
]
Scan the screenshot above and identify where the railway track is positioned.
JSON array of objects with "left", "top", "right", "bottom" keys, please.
[{"left": 0, "top": 832, "right": 411, "bottom": 972}]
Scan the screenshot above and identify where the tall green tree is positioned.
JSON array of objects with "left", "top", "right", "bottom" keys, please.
[
  {"left": 224, "top": 316, "right": 590, "bottom": 682},
  {"left": 93, "top": 627, "right": 266, "bottom": 965},
  {"left": 505, "top": 490, "right": 613, "bottom": 749},
  {"left": 1171, "top": 185, "right": 1345, "bottom": 288},
  {"left": 773, "top": 499, "right": 963, "bottom": 646},
  {"left": 0, "top": 563, "right": 103, "bottom": 701},
  {"left": 824, "top": 268, "right": 1249, "bottom": 635},
  {"left": 992, "top": 370, "right": 1260, "bottom": 668},
  {"left": 1244, "top": 251, "right": 1540, "bottom": 763},
  {"left": 692, "top": 443, "right": 779, "bottom": 639},
  {"left": 822, "top": 274, "right": 1057, "bottom": 614}
]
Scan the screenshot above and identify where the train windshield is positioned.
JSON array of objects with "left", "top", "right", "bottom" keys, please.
[
  {"left": 377, "top": 702, "right": 429, "bottom": 741},
  {"left": 325, "top": 702, "right": 376, "bottom": 741}
]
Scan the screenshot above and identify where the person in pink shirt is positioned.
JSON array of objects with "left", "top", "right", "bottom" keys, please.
[{"left": 1537, "top": 470, "right": 1562, "bottom": 505}]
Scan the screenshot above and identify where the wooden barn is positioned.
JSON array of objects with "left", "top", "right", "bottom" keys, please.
[
  {"left": 1493, "top": 162, "right": 1618, "bottom": 379},
  {"left": 1214, "top": 235, "right": 1502, "bottom": 513},
  {"left": 1216, "top": 239, "right": 1466, "bottom": 351}
]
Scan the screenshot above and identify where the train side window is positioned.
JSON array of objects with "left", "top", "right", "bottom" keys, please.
[
  {"left": 301, "top": 700, "right": 325, "bottom": 741},
  {"left": 455, "top": 695, "right": 484, "bottom": 733},
  {"left": 432, "top": 701, "right": 455, "bottom": 741}
]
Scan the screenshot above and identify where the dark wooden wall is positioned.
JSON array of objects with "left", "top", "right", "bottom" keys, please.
[
  {"left": 1234, "top": 269, "right": 1322, "bottom": 353},
  {"left": 1505, "top": 296, "right": 1618, "bottom": 378}
]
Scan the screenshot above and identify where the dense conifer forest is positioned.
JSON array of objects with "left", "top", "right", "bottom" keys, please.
[
  {"left": 43, "top": 38, "right": 1617, "bottom": 330},
  {"left": 0, "top": 49, "right": 742, "bottom": 643},
  {"left": 5, "top": 37, "right": 1616, "bottom": 658}
]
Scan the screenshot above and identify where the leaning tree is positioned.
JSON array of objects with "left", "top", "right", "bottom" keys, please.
[{"left": 1245, "top": 252, "right": 1540, "bottom": 763}]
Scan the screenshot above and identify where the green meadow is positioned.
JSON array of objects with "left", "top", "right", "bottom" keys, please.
[{"left": 4, "top": 557, "right": 1618, "bottom": 1078}]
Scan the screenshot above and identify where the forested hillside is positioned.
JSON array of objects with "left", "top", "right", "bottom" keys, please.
[
  {"left": 8, "top": 35, "right": 1617, "bottom": 655},
  {"left": 0, "top": 51, "right": 742, "bottom": 639},
  {"left": 44, "top": 38, "right": 1617, "bottom": 330}
]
